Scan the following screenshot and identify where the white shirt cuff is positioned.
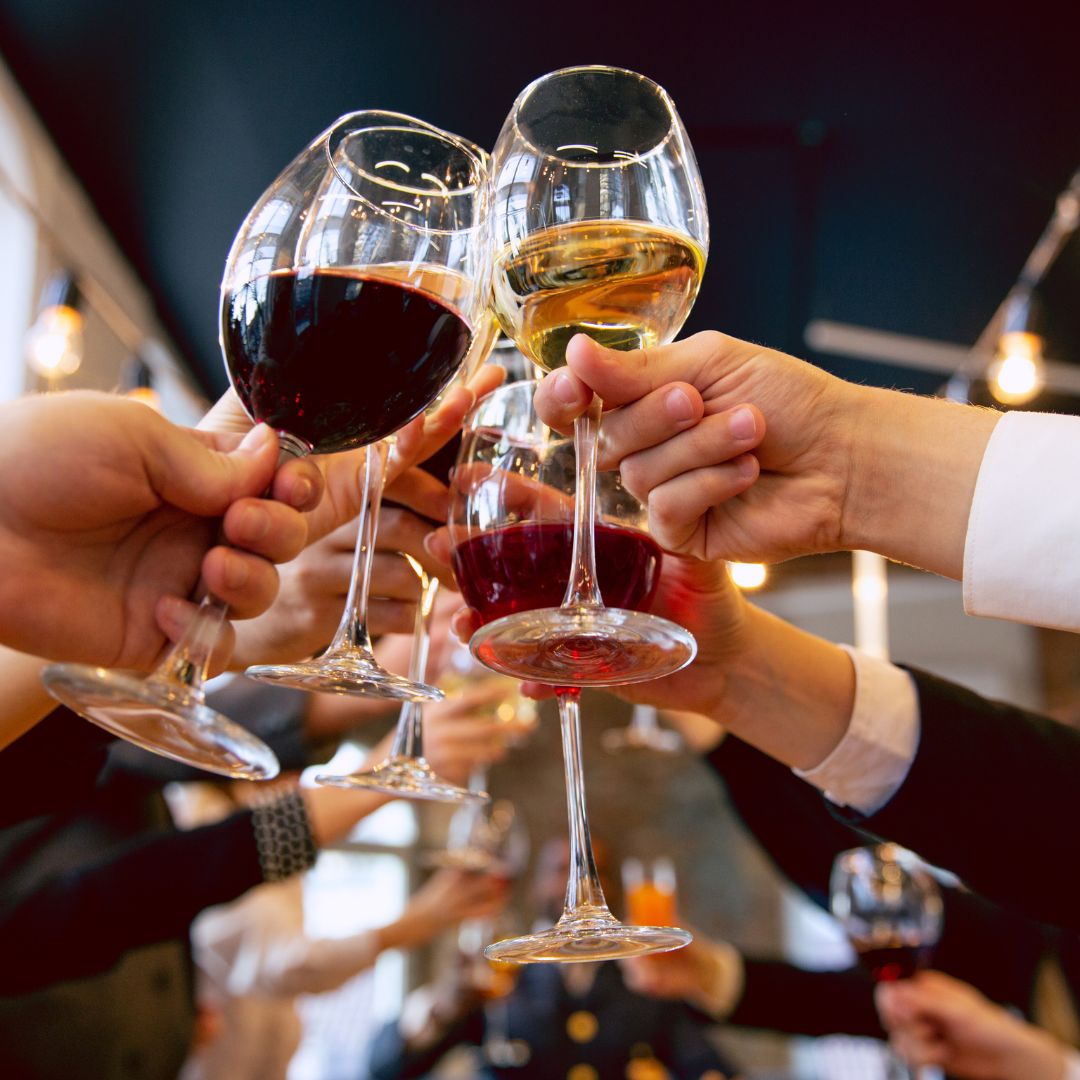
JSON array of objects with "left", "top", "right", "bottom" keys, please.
[
  {"left": 794, "top": 646, "right": 919, "bottom": 815},
  {"left": 1063, "top": 1049, "right": 1080, "bottom": 1080},
  {"left": 964, "top": 411, "right": 1080, "bottom": 632}
]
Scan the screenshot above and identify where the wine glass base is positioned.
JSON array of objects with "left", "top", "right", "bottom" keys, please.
[
  {"left": 245, "top": 654, "right": 443, "bottom": 702},
  {"left": 470, "top": 607, "right": 697, "bottom": 686},
  {"left": 601, "top": 726, "right": 684, "bottom": 754},
  {"left": 41, "top": 664, "right": 281, "bottom": 780},
  {"left": 314, "top": 756, "right": 489, "bottom": 804},
  {"left": 484, "top": 915, "right": 692, "bottom": 963}
]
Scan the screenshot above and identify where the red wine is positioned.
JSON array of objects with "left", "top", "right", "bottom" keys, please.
[
  {"left": 854, "top": 941, "right": 928, "bottom": 982},
  {"left": 222, "top": 267, "right": 472, "bottom": 453},
  {"left": 452, "top": 521, "right": 662, "bottom": 621}
]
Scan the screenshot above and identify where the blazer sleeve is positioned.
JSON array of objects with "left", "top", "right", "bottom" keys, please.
[
  {"left": 835, "top": 667, "right": 1080, "bottom": 934},
  {"left": 367, "top": 1010, "right": 486, "bottom": 1080},
  {"left": 0, "top": 810, "right": 265, "bottom": 994}
]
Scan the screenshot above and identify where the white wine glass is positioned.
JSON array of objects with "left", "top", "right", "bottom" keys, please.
[{"left": 472, "top": 65, "right": 708, "bottom": 687}]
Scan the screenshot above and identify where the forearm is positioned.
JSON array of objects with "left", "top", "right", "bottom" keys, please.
[
  {"left": 842, "top": 386, "right": 999, "bottom": 579},
  {"left": 0, "top": 647, "right": 55, "bottom": 751},
  {"left": 711, "top": 605, "right": 856, "bottom": 771}
]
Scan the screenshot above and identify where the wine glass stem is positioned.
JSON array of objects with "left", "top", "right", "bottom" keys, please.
[
  {"left": 557, "top": 690, "right": 612, "bottom": 920},
  {"left": 468, "top": 764, "right": 488, "bottom": 793},
  {"left": 630, "top": 703, "right": 659, "bottom": 734},
  {"left": 561, "top": 396, "right": 604, "bottom": 610},
  {"left": 146, "top": 434, "right": 308, "bottom": 698},
  {"left": 388, "top": 568, "right": 440, "bottom": 760},
  {"left": 325, "top": 439, "right": 390, "bottom": 656}
]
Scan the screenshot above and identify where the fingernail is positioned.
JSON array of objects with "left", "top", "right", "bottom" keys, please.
[
  {"left": 665, "top": 387, "right": 696, "bottom": 423},
  {"left": 736, "top": 454, "right": 758, "bottom": 479},
  {"left": 552, "top": 370, "right": 580, "bottom": 405},
  {"left": 238, "top": 423, "right": 274, "bottom": 455},
  {"left": 730, "top": 407, "right": 757, "bottom": 441},
  {"left": 240, "top": 504, "right": 270, "bottom": 540}
]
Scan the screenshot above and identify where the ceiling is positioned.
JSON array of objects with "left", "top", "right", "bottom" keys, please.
[{"left": 2, "top": 1, "right": 1079, "bottom": 403}]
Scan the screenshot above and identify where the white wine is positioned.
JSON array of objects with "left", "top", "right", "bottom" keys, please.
[{"left": 492, "top": 219, "right": 705, "bottom": 371}]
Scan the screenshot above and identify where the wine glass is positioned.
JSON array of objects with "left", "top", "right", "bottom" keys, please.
[
  {"left": 623, "top": 856, "right": 679, "bottom": 927},
  {"left": 471, "top": 65, "right": 708, "bottom": 687},
  {"left": 450, "top": 379, "right": 690, "bottom": 962},
  {"left": 602, "top": 703, "right": 683, "bottom": 754},
  {"left": 831, "top": 844, "right": 944, "bottom": 1079},
  {"left": 239, "top": 113, "right": 492, "bottom": 702}
]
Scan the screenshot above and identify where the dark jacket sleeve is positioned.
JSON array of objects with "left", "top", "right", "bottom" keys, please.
[
  {"left": 0, "top": 708, "right": 114, "bottom": 827},
  {"left": 368, "top": 1009, "right": 486, "bottom": 1080},
  {"left": 0, "top": 810, "right": 265, "bottom": 994},
  {"left": 656, "top": 1001, "right": 739, "bottom": 1079},
  {"left": 730, "top": 960, "right": 883, "bottom": 1037},
  {"left": 835, "top": 667, "right": 1080, "bottom": 935}
]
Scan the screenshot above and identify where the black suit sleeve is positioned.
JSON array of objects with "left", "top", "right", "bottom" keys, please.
[
  {"left": 835, "top": 667, "right": 1080, "bottom": 935},
  {"left": 0, "top": 810, "right": 264, "bottom": 993},
  {"left": 368, "top": 1009, "right": 486, "bottom": 1080}
]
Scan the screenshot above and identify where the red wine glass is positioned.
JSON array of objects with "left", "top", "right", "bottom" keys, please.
[
  {"left": 235, "top": 113, "right": 491, "bottom": 703},
  {"left": 831, "top": 844, "right": 944, "bottom": 1078},
  {"left": 449, "top": 380, "right": 691, "bottom": 962},
  {"left": 472, "top": 66, "right": 707, "bottom": 687}
]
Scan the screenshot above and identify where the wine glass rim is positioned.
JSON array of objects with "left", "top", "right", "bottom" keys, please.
[
  {"left": 507, "top": 64, "right": 680, "bottom": 170},
  {"left": 323, "top": 112, "right": 488, "bottom": 236}
]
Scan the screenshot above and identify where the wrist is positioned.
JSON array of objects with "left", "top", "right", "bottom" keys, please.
[
  {"left": 1004, "top": 1024, "right": 1069, "bottom": 1080},
  {"left": 841, "top": 386, "right": 999, "bottom": 578}
]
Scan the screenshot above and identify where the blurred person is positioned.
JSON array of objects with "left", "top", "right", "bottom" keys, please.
[
  {"left": 533, "top": 330, "right": 1078, "bottom": 633},
  {"left": 0, "top": 679, "right": 513, "bottom": 1080},
  {"left": 172, "top": 769, "right": 508, "bottom": 1080},
  {"left": 369, "top": 836, "right": 737, "bottom": 1080},
  {"left": 877, "top": 970, "right": 1077, "bottom": 1080}
]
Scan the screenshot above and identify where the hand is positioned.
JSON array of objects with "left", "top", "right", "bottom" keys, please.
[
  {"left": 230, "top": 506, "right": 453, "bottom": 669},
  {"left": 533, "top": 332, "right": 997, "bottom": 577},
  {"left": 0, "top": 392, "right": 317, "bottom": 667},
  {"left": 621, "top": 936, "right": 743, "bottom": 1018},
  {"left": 423, "top": 683, "right": 519, "bottom": 784},
  {"left": 876, "top": 970, "right": 1069, "bottom": 1080},
  {"left": 390, "top": 869, "right": 510, "bottom": 950}
]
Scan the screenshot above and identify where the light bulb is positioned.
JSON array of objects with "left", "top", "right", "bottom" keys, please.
[
  {"left": 988, "top": 330, "right": 1044, "bottom": 405},
  {"left": 729, "top": 562, "right": 767, "bottom": 590},
  {"left": 25, "top": 304, "right": 84, "bottom": 380}
]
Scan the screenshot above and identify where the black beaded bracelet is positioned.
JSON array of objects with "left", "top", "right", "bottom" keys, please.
[{"left": 251, "top": 790, "right": 318, "bottom": 882}]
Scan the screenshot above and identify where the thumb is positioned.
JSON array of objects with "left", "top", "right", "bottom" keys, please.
[{"left": 147, "top": 421, "right": 280, "bottom": 516}]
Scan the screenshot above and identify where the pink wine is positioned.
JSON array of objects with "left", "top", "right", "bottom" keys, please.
[
  {"left": 452, "top": 520, "right": 662, "bottom": 622},
  {"left": 222, "top": 267, "right": 471, "bottom": 454}
]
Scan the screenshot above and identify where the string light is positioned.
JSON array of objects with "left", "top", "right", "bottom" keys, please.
[
  {"left": 25, "top": 272, "right": 83, "bottom": 383},
  {"left": 987, "top": 287, "right": 1045, "bottom": 405},
  {"left": 729, "top": 562, "right": 767, "bottom": 590}
]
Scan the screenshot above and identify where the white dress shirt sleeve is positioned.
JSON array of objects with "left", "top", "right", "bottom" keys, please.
[
  {"left": 794, "top": 647, "right": 920, "bottom": 815},
  {"left": 964, "top": 411, "right": 1080, "bottom": 632}
]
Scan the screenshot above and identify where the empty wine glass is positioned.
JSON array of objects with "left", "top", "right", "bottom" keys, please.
[
  {"left": 239, "top": 113, "right": 491, "bottom": 702},
  {"left": 602, "top": 703, "right": 683, "bottom": 754},
  {"left": 450, "top": 380, "right": 690, "bottom": 962},
  {"left": 471, "top": 65, "right": 708, "bottom": 687}
]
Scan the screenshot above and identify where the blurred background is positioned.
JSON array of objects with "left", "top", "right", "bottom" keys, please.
[{"left": 2, "top": 3, "right": 1079, "bottom": 1077}]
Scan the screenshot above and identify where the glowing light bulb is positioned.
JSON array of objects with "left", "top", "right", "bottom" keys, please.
[
  {"left": 729, "top": 562, "right": 767, "bottom": 590},
  {"left": 25, "top": 304, "right": 84, "bottom": 381},
  {"left": 988, "top": 330, "right": 1045, "bottom": 405}
]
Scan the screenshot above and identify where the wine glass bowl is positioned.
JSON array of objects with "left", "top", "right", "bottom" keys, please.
[
  {"left": 236, "top": 113, "right": 490, "bottom": 703},
  {"left": 474, "top": 65, "right": 707, "bottom": 687}
]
